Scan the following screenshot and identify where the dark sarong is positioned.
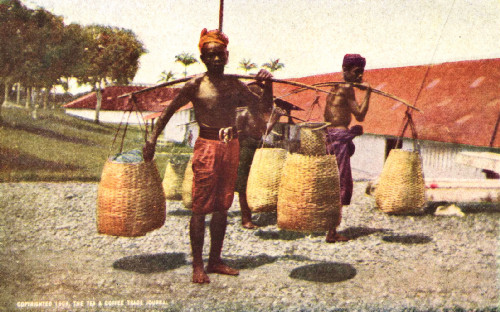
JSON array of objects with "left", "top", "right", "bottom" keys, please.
[
  {"left": 326, "top": 125, "right": 363, "bottom": 206},
  {"left": 191, "top": 137, "right": 240, "bottom": 214},
  {"left": 235, "top": 137, "right": 260, "bottom": 194}
]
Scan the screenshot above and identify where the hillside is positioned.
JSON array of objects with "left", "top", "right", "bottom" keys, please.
[{"left": 0, "top": 105, "right": 191, "bottom": 182}]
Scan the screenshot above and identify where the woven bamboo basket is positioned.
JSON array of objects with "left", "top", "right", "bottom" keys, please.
[
  {"left": 374, "top": 149, "right": 426, "bottom": 214},
  {"left": 162, "top": 162, "right": 183, "bottom": 200},
  {"left": 297, "top": 122, "right": 329, "bottom": 156},
  {"left": 97, "top": 159, "right": 166, "bottom": 237},
  {"left": 246, "top": 148, "right": 287, "bottom": 212},
  {"left": 181, "top": 156, "right": 194, "bottom": 209},
  {"left": 277, "top": 153, "right": 341, "bottom": 232}
]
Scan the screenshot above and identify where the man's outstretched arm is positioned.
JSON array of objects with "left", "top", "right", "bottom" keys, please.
[{"left": 143, "top": 86, "right": 192, "bottom": 162}]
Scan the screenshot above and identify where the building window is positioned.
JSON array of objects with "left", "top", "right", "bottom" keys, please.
[{"left": 385, "top": 137, "right": 402, "bottom": 160}]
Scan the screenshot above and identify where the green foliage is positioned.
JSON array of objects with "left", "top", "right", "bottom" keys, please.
[
  {"left": 0, "top": 106, "right": 192, "bottom": 182},
  {"left": 262, "top": 58, "right": 285, "bottom": 73},
  {"left": 158, "top": 70, "right": 176, "bottom": 83},
  {"left": 0, "top": 2, "right": 147, "bottom": 110},
  {"left": 0, "top": 0, "right": 30, "bottom": 83},
  {"left": 175, "top": 52, "right": 198, "bottom": 77},
  {"left": 238, "top": 58, "right": 257, "bottom": 74},
  {"left": 80, "top": 25, "right": 147, "bottom": 88}
]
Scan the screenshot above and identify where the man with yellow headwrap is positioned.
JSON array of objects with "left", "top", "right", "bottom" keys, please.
[{"left": 143, "top": 28, "right": 273, "bottom": 284}]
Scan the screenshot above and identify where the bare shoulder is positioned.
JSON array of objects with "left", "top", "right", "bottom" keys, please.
[
  {"left": 224, "top": 75, "right": 248, "bottom": 90},
  {"left": 183, "top": 74, "right": 205, "bottom": 89}
]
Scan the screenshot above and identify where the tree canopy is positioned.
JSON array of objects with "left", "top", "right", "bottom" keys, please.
[
  {"left": 175, "top": 52, "right": 198, "bottom": 77},
  {"left": 0, "top": 0, "right": 146, "bottom": 113},
  {"left": 262, "top": 58, "right": 285, "bottom": 73}
]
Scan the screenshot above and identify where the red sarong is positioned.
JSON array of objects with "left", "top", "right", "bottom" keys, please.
[{"left": 191, "top": 137, "right": 240, "bottom": 214}]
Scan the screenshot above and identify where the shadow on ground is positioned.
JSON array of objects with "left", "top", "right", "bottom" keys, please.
[
  {"left": 290, "top": 262, "right": 357, "bottom": 283},
  {"left": 254, "top": 212, "right": 277, "bottom": 227},
  {"left": 3, "top": 122, "right": 100, "bottom": 146},
  {"left": 0, "top": 147, "right": 82, "bottom": 171},
  {"left": 113, "top": 252, "right": 187, "bottom": 274},
  {"left": 39, "top": 114, "right": 115, "bottom": 134},
  {"left": 226, "top": 253, "right": 312, "bottom": 270},
  {"left": 339, "top": 226, "right": 390, "bottom": 240},
  {"left": 254, "top": 229, "right": 307, "bottom": 241},
  {"left": 167, "top": 208, "right": 192, "bottom": 217},
  {"left": 167, "top": 208, "right": 246, "bottom": 218},
  {"left": 456, "top": 203, "right": 500, "bottom": 214},
  {"left": 424, "top": 201, "right": 500, "bottom": 214},
  {"left": 381, "top": 234, "right": 432, "bottom": 244}
]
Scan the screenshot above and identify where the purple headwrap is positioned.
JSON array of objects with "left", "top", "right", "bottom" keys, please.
[{"left": 343, "top": 54, "right": 366, "bottom": 68}]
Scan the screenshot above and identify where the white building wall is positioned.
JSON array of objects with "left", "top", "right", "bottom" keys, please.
[
  {"left": 65, "top": 109, "right": 156, "bottom": 125},
  {"left": 416, "top": 141, "right": 485, "bottom": 180},
  {"left": 66, "top": 108, "right": 195, "bottom": 144},
  {"left": 350, "top": 134, "right": 488, "bottom": 181},
  {"left": 351, "top": 134, "right": 386, "bottom": 179},
  {"left": 161, "top": 109, "right": 192, "bottom": 143}
]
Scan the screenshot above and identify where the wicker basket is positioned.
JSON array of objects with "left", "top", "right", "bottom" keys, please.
[
  {"left": 277, "top": 153, "right": 341, "bottom": 232},
  {"left": 97, "top": 158, "right": 166, "bottom": 237},
  {"left": 297, "top": 122, "right": 329, "bottom": 156},
  {"left": 374, "top": 149, "right": 426, "bottom": 214},
  {"left": 181, "top": 156, "right": 194, "bottom": 209},
  {"left": 246, "top": 148, "right": 287, "bottom": 212},
  {"left": 162, "top": 162, "right": 183, "bottom": 200}
]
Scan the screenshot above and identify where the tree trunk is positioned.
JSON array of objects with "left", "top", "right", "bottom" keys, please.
[
  {"left": 16, "top": 83, "right": 21, "bottom": 106},
  {"left": 31, "top": 87, "right": 38, "bottom": 119},
  {"left": 25, "top": 87, "right": 31, "bottom": 109},
  {"left": 52, "top": 91, "right": 56, "bottom": 109},
  {"left": 43, "top": 87, "right": 49, "bottom": 110},
  {"left": 94, "top": 83, "right": 102, "bottom": 124},
  {"left": 0, "top": 83, "right": 5, "bottom": 124},
  {"left": 3, "top": 82, "right": 10, "bottom": 107}
]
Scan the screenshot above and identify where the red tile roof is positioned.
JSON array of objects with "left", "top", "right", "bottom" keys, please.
[
  {"left": 273, "top": 58, "right": 500, "bottom": 148},
  {"left": 63, "top": 85, "right": 181, "bottom": 112}
]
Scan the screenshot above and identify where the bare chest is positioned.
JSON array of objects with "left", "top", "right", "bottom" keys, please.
[{"left": 196, "top": 79, "right": 241, "bottom": 110}]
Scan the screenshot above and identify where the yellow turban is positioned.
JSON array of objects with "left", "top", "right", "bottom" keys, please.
[{"left": 198, "top": 28, "right": 229, "bottom": 51}]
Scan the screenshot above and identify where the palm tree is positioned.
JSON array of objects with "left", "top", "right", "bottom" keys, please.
[
  {"left": 157, "top": 70, "right": 176, "bottom": 83},
  {"left": 238, "top": 58, "right": 257, "bottom": 74},
  {"left": 262, "top": 58, "right": 285, "bottom": 73},
  {"left": 175, "top": 53, "right": 198, "bottom": 77}
]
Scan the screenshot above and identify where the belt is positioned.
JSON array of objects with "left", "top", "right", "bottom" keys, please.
[{"left": 199, "top": 126, "right": 238, "bottom": 143}]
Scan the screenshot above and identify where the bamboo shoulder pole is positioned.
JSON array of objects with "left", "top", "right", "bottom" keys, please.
[
  {"left": 118, "top": 74, "right": 337, "bottom": 99},
  {"left": 277, "top": 81, "right": 422, "bottom": 113}
]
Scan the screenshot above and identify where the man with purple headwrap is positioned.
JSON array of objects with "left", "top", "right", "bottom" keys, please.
[{"left": 324, "top": 54, "right": 371, "bottom": 243}]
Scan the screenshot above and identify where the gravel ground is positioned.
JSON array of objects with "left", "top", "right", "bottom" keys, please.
[{"left": 0, "top": 181, "right": 498, "bottom": 312}]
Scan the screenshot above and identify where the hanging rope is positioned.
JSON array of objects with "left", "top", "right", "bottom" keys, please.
[
  {"left": 398, "top": 0, "right": 456, "bottom": 147},
  {"left": 411, "top": 0, "right": 456, "bottom": 108}
]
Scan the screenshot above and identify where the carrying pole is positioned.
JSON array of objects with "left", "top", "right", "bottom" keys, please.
[
  {"left": 118, "top": 75, "right": 338, "bottom": 99},
  {"left": 219, "top": 0, "right": 224, "bottom": 32}
]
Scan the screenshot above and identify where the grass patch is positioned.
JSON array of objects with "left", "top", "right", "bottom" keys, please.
[{"left": 0, "top": 105, "right": 192, "bottom": 182}]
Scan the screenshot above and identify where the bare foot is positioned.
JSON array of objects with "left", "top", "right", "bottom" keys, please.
[
  {"left": 206, "top": 261, "right": 239, "bottom": 276},
  {"left": 242, "top": 221, "right": 258, "bottom": 229},
  {"left": 192, "top": 267, "right": 210, "bottom": 284},
  {"left": 325, "top": 230, "right": 349, "bottom": 243}
]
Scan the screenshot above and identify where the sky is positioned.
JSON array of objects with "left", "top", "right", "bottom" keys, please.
[{"left": 24, "top": 0, "right": 500, "bottom": 92}]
